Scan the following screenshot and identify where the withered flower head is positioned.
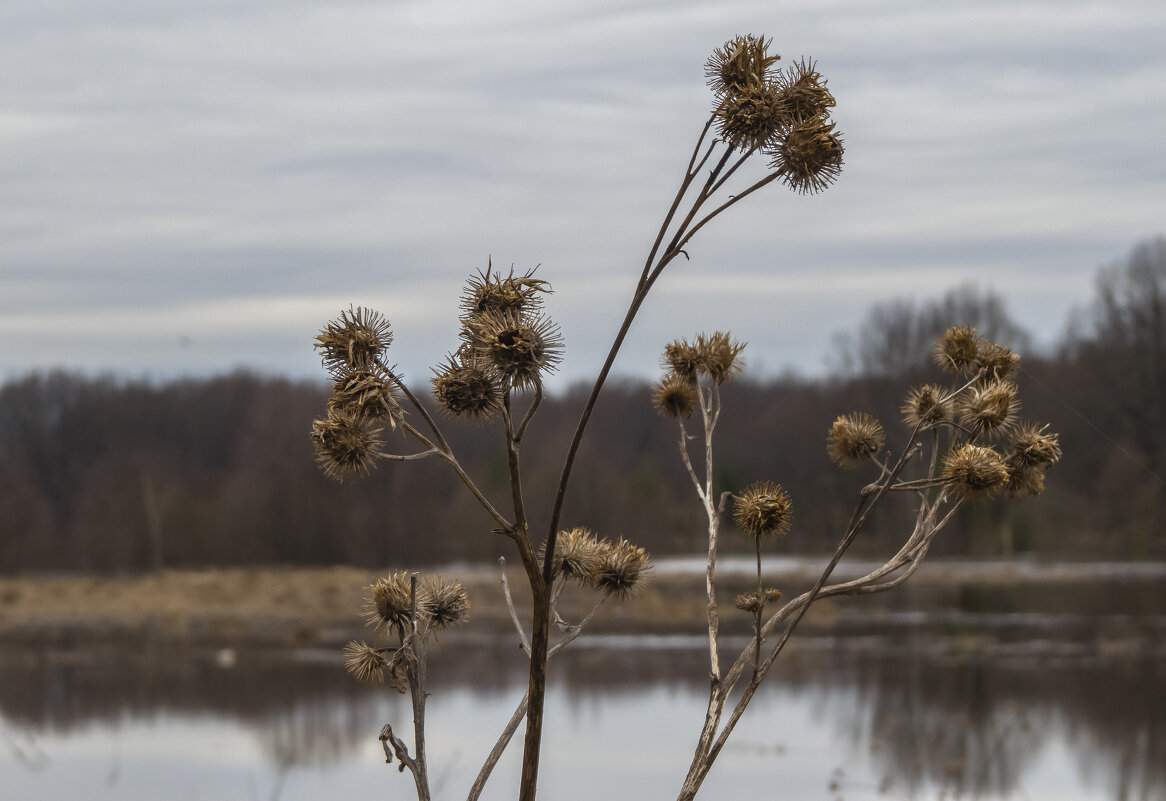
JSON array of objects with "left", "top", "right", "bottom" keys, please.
[
  {"left": 734, "top": 588, "right": 783, "bottom": 613},
  {"left": 942, "top": 443, "right": 1009, "bottom": 500},
  {"left": 315, "top": 306, "right": 393, "bottom": 373},
  {"left": 733, "top": 481, "right": 793, "bottom": 538},
  {"left": 594, "top": 539, "right": 651, "bottom": 599},
  {"left": 770, "top": 115, "right": 844, "bottom": 194},
  {"left": 363, "top": 571, "right": 418, "bottom": 633},
  {"left": 706, "top": 34, "right": 780, "bottom": 98},
  {"left": 329, "top": 368, "right": 403, "bottom": 426},
  {"left": 466, "top": 311, "right": 562, "bottom": 390},
  {"left": 901, "top": 384, "right": 953, "bottom": 428},
  {"left": 975, "top": 342, "right": 1020, "bottom": 382},
  {"left": 653, "top": 372, "right": 696, "bottom": 419},
  {"left": 663, "top": 339, "right": 702, "bottom": 380},
  {"left": 1005, "top": 463, "right": 1048, "bottom": 498},
  {"left": 310, "top": 410, "right": 383, "bottom": 481},
  {"left": 827, "top": 412, "right": 886, "bottom": 468},
  {"left": 958, "top": 381, "right": 1020, "bottom": 437},
  {"left": 431, "top": 352, "right": 501, "bottom": 422},
  {"left": 420, "top": 576, "right": 470, "bottom": 630},
  {"left": 343, "top": 640, "right": 386, "bottom": 686},
  {"left": 460, "top": 263, "right": 550, "bottom": 318},
  {"left": 1007, "top": 421, "right": 1062, "bottom": 469},
  {"left": 777, "top": 58, "right": 835, "bottom": 125},
  {"left": 546, "top": 527, "right": 606, "bottom": 586},
  {"left": 717, "top": 82, "right": 787, "bottom": 152},
  {"left": 696, "top": 331, "right": 746, "bottom": 384},
  {"left": 932, "top": 326, "right": 983, "bottom": 376}
]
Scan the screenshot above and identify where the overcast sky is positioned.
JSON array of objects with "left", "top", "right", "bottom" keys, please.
[{"left": 2, "top": 0, "right": 1164, "bottom": 390}]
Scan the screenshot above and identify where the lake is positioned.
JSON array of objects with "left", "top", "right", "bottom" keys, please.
[{"left": 2, "top": 560, "right": 1164, "bottom": 801}]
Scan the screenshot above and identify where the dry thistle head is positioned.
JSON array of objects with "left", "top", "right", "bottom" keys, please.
[
  {"left": 431, "top": 352, "right": 501, "bottom": 422},
  {"left": 706, "top": 34, "right": 780, "bottom": 98},
  {"left": 343, "top": 640, "right": 387, "bottom": 686},
  {"left": 420, "top": 575, "right": 470, "bottom": 631},
  {"left": 901, "top": 383, "right": 953, "bottom": 428},
  {"left": 696, "top": 331, "right": 746, "bottom": 384},
  {"left": 734, "top": 588, "right": 782, "bottom": 613},
  {"left": 546, "top": 527, "right": 606, "bottom": 587},
  {"left": 718, "top": 82, "right": 787, "bottom": 152},
  {"left": 942, "top": 443, "right": 1009, "bottom": 500},
  {"left": 653, "top": 372, "right": 696, "bottom": 419},
  {"left": 460, "top": 264, "right": 550, "bottom": 318},
  {"left": 594, "top": 539, "right": 651, "bottom": 599},
  {"left": 329, "top": 368, "right": 403, "bottom": 426},
  {"left": 1007, "top": 422, "right": 1062, "bottom": 468},
  {"left": 777, "top": 58, "right": 835, "bottom": 125},
  {"left": 958, "top": 380, "right": 1020, "bottom": 437},
  {"left": 310, "top": 410, "right": 383, "bottom": 481},
  {"left": 364, "top": 571, "right": 419, "bottom": 633},
  {"left": 770, "top": 115, "right": 844, "bottom": 194},
  {"left": 1005, "top": 463, "right": 1048, "bottom": 498},
  {"left": 974, "top": 342, "right": 1020, "bottom": 382},
  {"left": 733, "top": 481, "right": 793, "bottom": 538},
  {"left": 465, "top": 310, "right": 562, "bottom": 391},
  {"left": 827, "top": 412, "right": 886, "bottom": 468},
  {"left": 932, "top": 325, "right": 983, "bottom": 376},
  {"left": 663, "top": 339, "right": 702, "bottom": 380},
  {"left": 315, "top": 306, "right": 393, "bottom": 374}
]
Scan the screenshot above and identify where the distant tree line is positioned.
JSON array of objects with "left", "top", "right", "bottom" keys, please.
[{"left": 1, "top": 239, "right": 1163, "bottom": 574}]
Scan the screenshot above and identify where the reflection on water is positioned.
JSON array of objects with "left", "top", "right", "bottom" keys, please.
[{"left": 2, "top": 570, "right": 1165, "bottom": 801}]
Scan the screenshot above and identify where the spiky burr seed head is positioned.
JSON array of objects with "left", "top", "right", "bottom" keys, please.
[
  {"left": 310, "top": 410, "right": 384, "bottom": 481},
  {"left": 329, "top": 368, "right": 403, "bottom": 425},
  {"left": 593, "top": 539, "right": 651, "bottom": 599},
  {"left": 734, "top": 588, "right": 783, "bottom": 613},
  {"left": 695, "top": 332, "right": 746, "bottom": 384},
  {"left": 733, "top": 481, "right": 793, "bottom": 538},
  {"left": 1007, "top": 422, "right": 1062, "bottom": 468},
  {"left": 459, "top": 265, "right": 550, "bottom": 318},
  {"left": 932, "top": 325, "right": 983, "bottom": 376},
  {"left": 431, "top": 352, "right": 501, "bottom": 422},
  {"left": 465, "top": 311, "right": 562, "bottom": 391},
  {"left": 1005, "top": 463, "right": 1048, "bottom": 498},
  {"left": 343, "top": 640, "right": 387, "bottom": 686},
  {"left": 770, "top": 115, "right": 844, "bottom": 194},
  {"left": 315, "top": 306, "right": 393, "bottom": 373},
  {"left": 901, "top": 384, "right": 953, "bottom": 428},
  {"left": 663, "top": 340, "right": 702, "bottom": 380},
  {"left": 653, "top": 372, "right": 696, "bottom": 419},
  {"left": 363, "top": 572, "right": 419, "bottom": 633},
  {"left": 546, "top": 527, "right": 606, "bottom": 586},
  {"left": 827, "top": 412, "right": 886, "bottom": 468},
  {"left": 718, "top": 82, "right": 788, "bottom": 152},
  {"left": 706, "top": 34, "right": 780, "bottom": 99},
  {"left": 974, "top": 342, "right": 1020, "bottom": 382},
  {"left": 942, "top": 443, "right": 1010, "bottom": 500},
  {"left": 958, "top": 381, "right": 1020, "bottom": 438},
  {"left": 420, "top": 576, "right": 470, "bottom": 630},
  {"left": 776, "top": 58, "right": 836, "bottom": 125}
]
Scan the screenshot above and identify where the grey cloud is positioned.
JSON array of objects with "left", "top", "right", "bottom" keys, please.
[{"left": 1, "top": 0, "right": 1163, "bottom": 386}]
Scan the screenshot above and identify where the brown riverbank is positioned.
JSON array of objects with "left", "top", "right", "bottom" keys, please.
[{"left": 2, "top": 558, "right": 1161, "bottom": 649}]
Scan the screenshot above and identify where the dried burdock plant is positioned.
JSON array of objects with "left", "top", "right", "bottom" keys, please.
[
  {"left": 303, "top": 30, "right": 1056, "bottom": 801},
  {"left": 826, "top": 411, "right": 886, "bottom": 468},
  {"left": 901, "top": 383, "right": 953, "bottom": 428},
  {"left": 733, "top": 481, "right": 793, "bottom": 538},
  {"left": 660, "top": 325, "right": 1058, "bottom": 801},
  {"left": 933, "top": 324, "right": 982, "bottom": 376},
  {"left": 653, "top": 372, "right": 697, "bottom": 419}
]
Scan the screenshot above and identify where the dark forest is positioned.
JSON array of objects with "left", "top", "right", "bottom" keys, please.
[{"left": 2, "top": 240, "right": 1163, "bottom": 574}]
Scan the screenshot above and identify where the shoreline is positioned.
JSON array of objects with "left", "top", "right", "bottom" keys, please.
[{"left": 2, "top": 559, "right": 1162, "bottom": 649}]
